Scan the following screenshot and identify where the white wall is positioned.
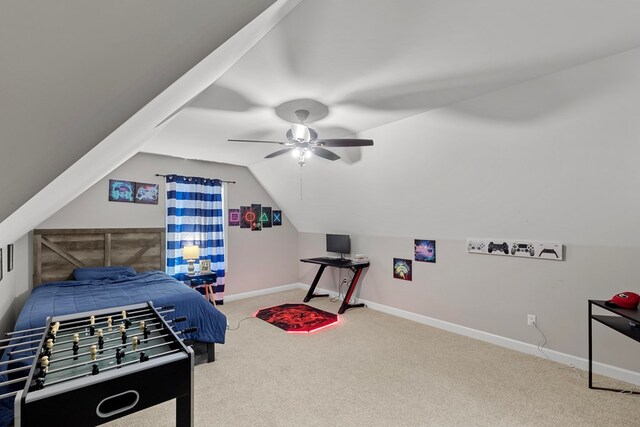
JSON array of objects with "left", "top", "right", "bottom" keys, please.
[
  {"left": 0, "top": 234, "right": 31, "bottom": 339},
  {"left": 38, "top": 152, "right": 300, "bottom": 296},
  {"left": 285, "top": 49, "right": 640, "bottom": 376}
]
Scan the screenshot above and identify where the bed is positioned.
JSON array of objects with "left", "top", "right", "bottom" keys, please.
[{"left": 0, "top": 228, "right": 226, "bottom": 426}]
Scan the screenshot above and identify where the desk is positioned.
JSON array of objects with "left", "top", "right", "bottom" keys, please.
[
  {"left": 300, "top": 257, "right": 370, "bottom": 314},
  {"left": 588, "top": 299, "right": 640, "bottom": 393},
  {"left": 174, "top": 272, "right": 217, "bottom": 305}
]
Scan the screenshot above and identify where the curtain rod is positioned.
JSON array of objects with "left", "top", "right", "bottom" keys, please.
[{"left": 155, "top": 174, "right": 236, "bottom": 184}]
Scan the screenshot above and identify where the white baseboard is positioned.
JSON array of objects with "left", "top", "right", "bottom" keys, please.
[
  {"left": 224, "top": 282, "right": 306, "bottom": 303},
  {"left": 298, "top": 284, "right": 640, "bottom": 386}
]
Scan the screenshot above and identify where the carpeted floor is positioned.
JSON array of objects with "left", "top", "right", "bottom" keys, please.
[{"left": 106, "top": 289, "right": 640, "bottom": 426}]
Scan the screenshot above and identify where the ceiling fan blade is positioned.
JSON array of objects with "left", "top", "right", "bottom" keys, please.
[
  {"left": 228, "top": 139, "right": 287, "bottom": 145},
  {"left": 311, "top": 147, "right": 341, "bottom": 161},
  {"left": 265, "top": 148, "right": 294, "bottom": 159},
  {"left": 315, "top": 138, "right": 374, "bottom": 147}
]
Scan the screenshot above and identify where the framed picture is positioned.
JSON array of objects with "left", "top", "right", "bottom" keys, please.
[
  {"left": 0, "top": 248, "right": 3, "bottom": 281},
  {"left": 240, "top": 206, "right": 251, "bottom": 229},
  {"left": 272, "top": 210, "right": 282, "bottom": 226},
  {"left": 7, "top": 244, "right": 13, "bottom": 272},
  {"left": 251, "top": 204, "right": 262, "bottom": 231},
  {"left": 200, "top": 260, "right": 211, "bottom": 274},
  {"left": 414, "top": 239, "right": 436, "bottom": 263},
  {"left": 228, "top": 209, "right": 240, "bottom": 226},
  {"left": 134, "top": 182, "right": 159, "bottom": 204},
  {"left": 261, "top": 207, "right": 272, "bottom": 228},
  {"left": 393, "top": 258, "right": 412, "bottom": 281},
  {"left": 109, "top": 179, "right": 135, "bottom": 203}
]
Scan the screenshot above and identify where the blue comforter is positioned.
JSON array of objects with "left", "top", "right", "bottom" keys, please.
[{"left": 0, "top": 271, "right": 226, "bottom": 426}]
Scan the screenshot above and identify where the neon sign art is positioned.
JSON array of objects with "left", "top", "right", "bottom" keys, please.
[{"left": 228, "top": 209, "right": 240, "bottom": 226}]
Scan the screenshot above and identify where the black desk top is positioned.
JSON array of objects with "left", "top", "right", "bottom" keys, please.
[{"left": 301, "top": 257, "right": 370, "bottom": 268}]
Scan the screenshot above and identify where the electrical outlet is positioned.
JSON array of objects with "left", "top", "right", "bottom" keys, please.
[{"left": 527, "top": 314, "right": 537, "bottom": 327}]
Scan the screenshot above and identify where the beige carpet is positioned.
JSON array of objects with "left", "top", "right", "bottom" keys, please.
[{"left": 107, "top": 289, "right": 640, "bottom": 426}]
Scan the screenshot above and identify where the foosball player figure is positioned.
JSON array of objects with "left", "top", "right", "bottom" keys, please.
[
  {"left": 115, "top": 348, "right": 126, "bottom": 365},
  {"left": 42, "top": 338, "right": 54, "bottom": 358},
  {"left": 119, "top": 324, "right": 127, "bottom": 344},
  {"left": 97, "top": 329, "right": 104, "bottom": 353},
  {"left": 92, "top": 364, "right": 99, "bottom": 375},
  {"left": 122, "top": 310, "right": 132, "bottom": 328},
  {"left": 47, "top": 321, "right": 60, "bottom": 342},
  {"left": 132, "top": 336, "right": 139, "bottom": 351},
  {"left": 89, "top": 315, "right": 96, "bottom": 336},
  {"left": 139, "top": 352, "right": 149, "bottom": 362},
  {"left": 90, "top": 345, "right": 97, "bottom": 362},
  {"left": 72, "top": 333, "right": 80, "bottom": 360},
  {"left": 143, "top": 326, "right": 150, "bottom": 342},
  {"left": 107, "top": 316, "right": 113, "bottom": 332},
  {"left": 38, "top": 356, "right": 49, "bottom": 378}
]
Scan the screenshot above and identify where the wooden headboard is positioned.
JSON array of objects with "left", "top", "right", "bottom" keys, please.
[{"left": 34, "top": 228, "right": 166, "bottom": 286}]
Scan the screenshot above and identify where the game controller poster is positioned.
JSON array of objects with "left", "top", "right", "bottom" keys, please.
[
  {"left": 393, "top": 258, "right": 412, "bottom": 281},
  {"left": 466, "top": 239, "right": 563, "bottom": 261},
  {"left": 414, "top": 240, "right": 436, "bottom": 263}
]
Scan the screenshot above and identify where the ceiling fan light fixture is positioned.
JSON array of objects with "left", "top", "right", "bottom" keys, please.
[
  {"left": 291, "top": 148, "right": 301, "bottom": 158},
  {"left": 291, "top": 123, "right": 310, "bottom": 142}
]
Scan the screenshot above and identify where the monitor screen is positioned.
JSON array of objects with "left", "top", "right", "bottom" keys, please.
[{"left": 326, "top": 234, "right": 350, "bottom": 255}]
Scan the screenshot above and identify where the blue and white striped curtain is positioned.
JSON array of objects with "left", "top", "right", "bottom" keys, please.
[{"left": 166, "top": 175, "right": 225, "bottom": 303}]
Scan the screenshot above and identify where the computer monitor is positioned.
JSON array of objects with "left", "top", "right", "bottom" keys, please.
[{"left": 326, "top": 234, "right": 350, "bottom": 258}]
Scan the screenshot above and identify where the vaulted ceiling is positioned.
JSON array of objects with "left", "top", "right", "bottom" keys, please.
[
  {"left": 143, "top": 0, "right": 640, "bottom": 166},
  {"left": 3, "top": 0, "right": 640, "bottom": 246}
]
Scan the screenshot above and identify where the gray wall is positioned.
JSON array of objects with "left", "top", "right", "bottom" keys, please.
[
  {"left": 38, "top": 152, "right": 300, "bottom": 296},
  {"left": 299, "top": 233, "right": 640, "bottom": 374},
  {"left": 0, "top": 0, "right": 274, "bottom": 224},
  {"left": 291, "top": 49, "right": 640, "bottom": 377}
]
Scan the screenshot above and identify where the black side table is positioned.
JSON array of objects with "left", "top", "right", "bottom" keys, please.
[
  {"left": 174, "top": 272, "right": 217, "bottom": 305},
  {"left": 588, "top": 299, "right": 640, "bottom": 393}
]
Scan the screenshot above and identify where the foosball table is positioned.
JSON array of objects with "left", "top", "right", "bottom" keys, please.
[{"left": 1, "top": 302, "right": 195, "bottom": 426}]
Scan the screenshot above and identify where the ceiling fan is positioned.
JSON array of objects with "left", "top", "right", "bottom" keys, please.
[{"left": 228, "top": 109, "right": 373, "bottom": 166}]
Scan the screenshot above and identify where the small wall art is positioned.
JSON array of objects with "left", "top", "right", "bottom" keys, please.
[
  {"left": 134, "top": 182, "right": 159, "bottom": 204},
  {"left": 228, "top": 209, "right": 240, "bottom": 226},
  {"left": 273, "top": 210, "right": 282, "bottom": 226},
  {"left": 240, "top": 206, "right": 251, "bottom": 228},
  {"left": 261, "top": 207, "right": 272, "bottom": 228},
  {"left": 109, "top": 180, "right": 135, "bottom": 203},
  {"left": 393, "top": 258, "right": 412, "bottom": 281},
  {"left": 415, "top": 239, "right": 436, "bottom": 263},
  {"left": 0, "top": 248, "right": 3, "bottom": 281},
  {"left": 466, "top": 238, "right": 564, "bottom": 261},
  {"left": 251, "top": 204, "right": 262, "bottom": 231}
]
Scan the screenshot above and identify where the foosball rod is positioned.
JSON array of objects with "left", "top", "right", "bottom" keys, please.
[
  {"left": 46, "top": 338, "right": 181, "bottom": 375},
  {"left": 0, "top": 376, "right": 28, "bottom": 387},
  {"left": 55, "top": 314, "right": 184, "bottom": 345},
  {"left": 0, "top": 306, "right": 152, "bottom": 337},
  {"left": 0, "top": 337, "right": 45, "bottom": 352},
  {"left": 3, "top": 304, "right": 176, "bottom": 337},
  {"left": 44, "top": 348, "right": 183, "bottom": 388},
  {"left": 0, "top": 309, "right": 176, "bottom": 343},
  {"left": 0, "top": 354, "right": 35, "bottom": 366},
  {"left": 49, "top": 328, "right": 171, "bottom": 369},
  {"left": 0, "top": 365, "right": 31, "bottom": 376},
  {"left": 53, "top": 309, "right": 175, "bottom": 340},
  {"left": 0, "top": 390, "right": 19, "bottom": 401},
  {"left": 9, "top": 319, "right": 166, "bottom": 357}
]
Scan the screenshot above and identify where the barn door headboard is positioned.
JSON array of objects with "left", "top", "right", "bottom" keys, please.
[{"left": 33, "top": 228, "right": 166, "bottom": 286}]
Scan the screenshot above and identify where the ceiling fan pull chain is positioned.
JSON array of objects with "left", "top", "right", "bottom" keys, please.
[{"left": 300, "top": 164, "right": 303, "bottom": 201}]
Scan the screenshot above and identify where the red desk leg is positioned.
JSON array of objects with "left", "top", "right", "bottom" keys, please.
[{"left": 338, "top": 267, "right": 366, "bottom": 314}]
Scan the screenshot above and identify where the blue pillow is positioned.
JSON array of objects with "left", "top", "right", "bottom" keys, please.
[{"left": 73, "top": 266, "right": 137, "bottom": 281}]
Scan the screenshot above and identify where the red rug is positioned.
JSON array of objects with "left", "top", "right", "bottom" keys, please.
[{"left": 254, "top": 303, "right": 339, "bottom": 333}]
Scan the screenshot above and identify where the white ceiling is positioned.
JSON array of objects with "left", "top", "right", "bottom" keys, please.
[{"left": 143, "top": 0, "right": 640, "bottom": 166}]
